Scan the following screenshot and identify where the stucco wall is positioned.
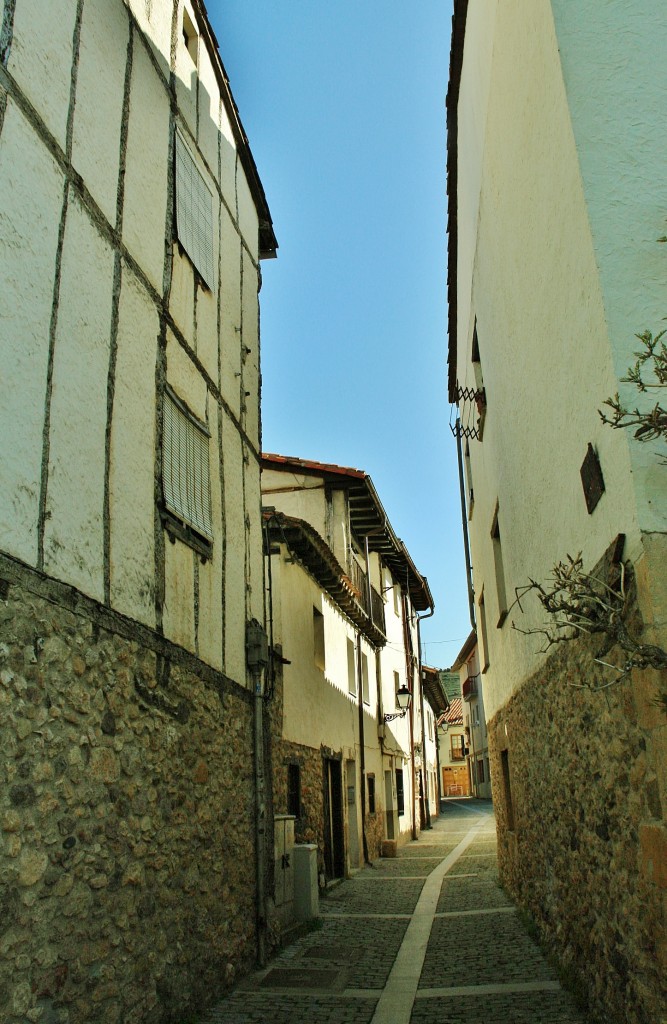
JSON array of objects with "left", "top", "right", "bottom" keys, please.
[
  {"left": 456, "top": 0, "right": 645, "bottom": 720},
  {"left": 0, "top": 0, "right": 266, "bottom": 685},
  {"left": 551, "top": 0, "right": 667, "bottom": 535}
]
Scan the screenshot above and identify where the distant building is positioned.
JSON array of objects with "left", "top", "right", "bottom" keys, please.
[
  {"left": 262, "top": 454, "right": 437, "bottom": 877},
  {"left": 447, "top": 2, "right": 667, "bottom": 1021},
  {"left": 452, "top": 632, "right": 490, "bottom": 799},
  {"left": 438, "top": 695, "right": 469, "bottom": 798},
  {"left": 0, "top": 0, "right": 276, "bottom": 1019},
  {"left": 421, "top": 664, "right": 452, "bottom": 808}
]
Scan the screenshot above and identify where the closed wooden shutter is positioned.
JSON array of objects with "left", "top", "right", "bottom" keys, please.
[
  {"left": 175, "top": 131, "right": 215, "bottom": 289},
  {"left": 163, "top": 390, "right": 213, "bottom": 541}
]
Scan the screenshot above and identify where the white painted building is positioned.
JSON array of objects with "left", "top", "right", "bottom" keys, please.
[
  {"left": 0, "top": 0, "right": 276, "bottom": 1018},
  {"left": 447, "top": 2, "right": 667, "bottom": 1021},
  {"left": 262, "top": 454, "right": 437, "bottom": 877},
  {"left": 451, "top": 632, "right": 490, "bottom": 800}
]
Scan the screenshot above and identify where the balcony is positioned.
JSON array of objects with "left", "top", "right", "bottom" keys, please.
[
  {"left": 351, "top": 561, "right": 386, "bottom": 637},
  {"left": 462, "top": 674, "right": 478, "bottom": 702}
]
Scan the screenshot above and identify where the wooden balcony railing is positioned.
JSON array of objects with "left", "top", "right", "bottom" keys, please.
[
  {"left": 462, "top": 674, "right": 478, "bottom": 702},
  {"left": 351, "top": 561, "right": 386, "bottom": 636}
]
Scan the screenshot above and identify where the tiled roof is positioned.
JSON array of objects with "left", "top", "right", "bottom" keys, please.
[
  {"left": 443, "top": 697, "right": 463, "bottom": 725},
  {"left": 261, "top": 454, "right": 434, "bottom": 612}
]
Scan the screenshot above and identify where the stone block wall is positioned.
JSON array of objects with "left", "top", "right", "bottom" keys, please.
[
  {"left": 364, "top": 808, "right": 385, "bottom": 862},
  {"left": 488, "top": 630, "right": 667, "bottom": 1024},
  {"left": 272, "top": 739, "right": 326, "bottom": 878},
  {"left": 0, "top": 557, "right": 257, "bottom": 1024}
]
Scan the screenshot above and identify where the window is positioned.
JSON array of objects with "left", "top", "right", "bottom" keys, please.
[
  {"left": 491, "top": 503, "right": 508, "bottom": 627},
  {"left": 393, "top": 670, "right": 401, "bottom": 697},
  {"left": 181, "top": 6, "right": 198, "bottom": 64},
  {"left": 477, "top": 758, "right": 485, "bottom": 784},
  {"left": 396, "top": 769, "right": 405, "bottom": 817},
  {"left": 361, "top": 652, "right": 370, "bottom": 705},
  {"left": 347, "top": 638, "right": 356, "bottom": 694},
  {"left": 464, "top": 440, "right": 474, "bottom": 518},
  {"left": 367, "top": 774, "right": 376, "bottom": 815},
  {"left": 162, "top": 388, "right": 212, "bottom": 555},
  {"left": 471, "top": 321, "right": 487, "bottom": 439},
  {"left": 393, "top": 584, "right": 400, "bottom": 617},
  {"left": 451, "top": 734, "right": 465, "bottom": 761},
  {"left": 313, "top": 608, "right": 325, "bottom": 670},
  {"left": 175, "top": 131, "right": 215, "bottom": 289},
  {"left": 287, "top": 764, "right": 300, "bottom": 818},
  {"left": 478, "top": 589, "right": 490, "bottom": 672}
]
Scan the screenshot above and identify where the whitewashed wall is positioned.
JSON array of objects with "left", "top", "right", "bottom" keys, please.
[
  {"left": 455, "top": 0, "right": 659, "bottom": 719},
  {"left": 0, "top": 0, "right": 271, "bottom": 686}
]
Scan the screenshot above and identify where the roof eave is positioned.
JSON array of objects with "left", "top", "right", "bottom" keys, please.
[
  {"left": 446, "top": 0, "right": 470, "bottom": 402},
  {"left": 192, "top": 0, "right": 278, "bottom": 259}
]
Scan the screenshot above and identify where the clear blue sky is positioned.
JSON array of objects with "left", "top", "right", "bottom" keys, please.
[{"left": 209, "top": 1, "right": 471, "bottom": 665}]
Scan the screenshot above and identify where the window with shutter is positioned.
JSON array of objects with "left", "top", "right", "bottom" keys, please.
[
  {"left": 174, "top": 131, "right": 215, "bottom": 289},
  {"left": 162, "top": 388, "right": 213, "bottom": 555}
]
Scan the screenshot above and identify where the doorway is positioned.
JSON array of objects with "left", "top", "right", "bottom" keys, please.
[
  {"left": 322, "top": 757, "right": 344, "bottom": 880},
  {"left": 346, "top": 759, "right": 360, "bottom": 869},
  {"left": 384, "top": 769, "right": 395, "bottom": 840}
]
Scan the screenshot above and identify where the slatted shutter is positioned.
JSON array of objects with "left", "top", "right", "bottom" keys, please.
[
  {"left": 175, "top": 131, "right": 215, "bottom": 289},
  {"left": 162, "top": 390, "right": 213, "bottom": 541}
]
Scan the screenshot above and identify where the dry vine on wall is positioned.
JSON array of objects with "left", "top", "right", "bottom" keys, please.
[{"left": 512, "top": 308, "right": 667, "bottom": 706}]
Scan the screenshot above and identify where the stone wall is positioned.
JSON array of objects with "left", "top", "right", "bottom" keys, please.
[
  {"left": 364, "top": 808, "right": 385, "bottom": 862},
  {"left": 0, "top": 557, "right": 257, "bottom": 1024},
  {"left": 272, "top": 738, "right": 326, "bottom": 878},
  {"left": 488, "top": 629, "right": 667, "bottom": 1024}
]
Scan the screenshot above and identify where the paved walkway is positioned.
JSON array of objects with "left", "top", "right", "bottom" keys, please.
[{"left": 200, "top": 800, "right": 590, "bottom": 1024}]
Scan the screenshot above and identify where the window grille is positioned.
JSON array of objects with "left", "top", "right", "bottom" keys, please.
[
  {"left": 175, "top": 131, "right": 215, "bottom": 289},
  {"left": 162, "top": 389, "right": 213, "bottom": 543}
]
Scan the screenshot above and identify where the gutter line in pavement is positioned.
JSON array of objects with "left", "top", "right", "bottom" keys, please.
[{"left": 368, "top": 811, "right": 489, "bottom": 1024}]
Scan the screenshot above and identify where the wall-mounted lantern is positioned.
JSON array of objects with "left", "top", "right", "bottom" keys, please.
[{"left": 384, "top": 685, "right": 412, "bottom": 723}]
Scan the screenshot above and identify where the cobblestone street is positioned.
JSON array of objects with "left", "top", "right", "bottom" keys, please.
[{"left": 199, "top": 800, "right": 591, "bottom": 1024}]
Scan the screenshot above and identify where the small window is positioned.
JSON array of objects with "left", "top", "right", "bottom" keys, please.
[
  {"left": 477, "top": 758, "right": 485, "bottom": 784},
  {"left": 287, "top": 764, "right": 300, "bottom": 818},
  {"left": 367, "top": 774, "right": 376, "bottom": 815},
  {"left": 393, "top": 670, "right": 401, "bottom": 696},
  {"left": 175, "top": 131, "right": 215, "bottom": 289},
  {"left": 347, "top": 637, "right": 356, "bottom": 694},
  {"left": 451, "top": 734, "right": 465, "bottom": 761},
  {"left": 464, "top": 440, "right": 474, "bottom": 519},
  {"left": 181, "top": 6, "right": 198, "bottom": 64},
  {"left": 393, "top": 584, "right": 400, "bottom": 617},
  {"left": 491, "top": 503, "right": 508, "bottom": 627},
  {"left": 313, "top": 608, "right": 325, "bottom": 670},
  {"left": 471, "top": 321, "right": 487, "bottom": 439},
  {"left": 361, "top": 652, "right": 370, "bottom": 705},
  {"left": 162, "top": 389, "right": 212, "bottom": 554},
  {"left": 395, "top": 768, "right": 405, "bottom": 817}
]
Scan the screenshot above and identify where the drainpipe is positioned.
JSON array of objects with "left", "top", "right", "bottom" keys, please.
[
  {"left": 455, "top": 416, "right": 476, "bottom": 630},
  {"left": 417, "top": 609, "right": 434, "bottom": 828},
  {"left": 356, "top": 630, "right": 370, "bottom": 865},
  {"left": 401, "top": 592, "right": 418, "bottom": 842},
  {"left": 246, "top": 620, "right": 270, "bottom": 967}
]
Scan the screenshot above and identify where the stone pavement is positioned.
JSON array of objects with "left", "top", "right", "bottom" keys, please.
[{"left": 199, "top": 800, "right": 591, "bottom": 1024}]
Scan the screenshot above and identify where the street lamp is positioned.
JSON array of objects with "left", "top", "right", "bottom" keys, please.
[{"left": 383, "top": 685, "right": 412, "bottom": 723}]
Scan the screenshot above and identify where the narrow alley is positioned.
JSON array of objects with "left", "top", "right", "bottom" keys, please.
[{"left": 200, "top": 801, "right": 590, "bottom": 1024}]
